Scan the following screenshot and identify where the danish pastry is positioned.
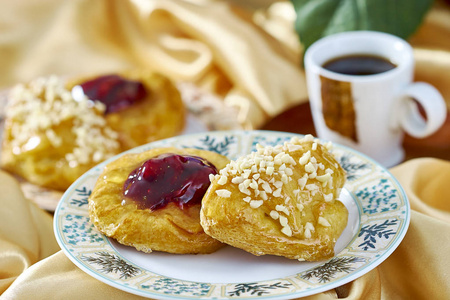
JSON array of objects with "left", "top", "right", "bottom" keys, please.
[
  {"left": 1, "top": 71, "right": 186, "bottom": 191},
  {"left": 200, "top": 135, "right": 348, "bottom": 261},
  {"left": 0, "top": 76, "right": 120, "bottom": 191},
  {"left": 88, "top": 147, "right": 229, "bottom": 254},
  {"left": 68, "top": 70, "right": 185, "bottom": 150}
]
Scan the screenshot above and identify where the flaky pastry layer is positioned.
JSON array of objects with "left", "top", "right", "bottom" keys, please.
[
  {"left": 89, "top": 147, "right": 229, "bottom": 254},
  {"left": 200, "top": 135, "right": 348, "bottom": 261}
]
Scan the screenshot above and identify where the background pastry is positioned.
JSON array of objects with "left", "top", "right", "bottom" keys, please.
[
  {"left": 1, "top": 71, "right": 186, "bottom": 192},
  {"left": 200, "top": 135, "right": 348, "bottom": 261},
  {"left": 68, "top": 70, "right": 186, "bottom": 150},
  {"left": 0, "top": 76, "right": 120, "bottom": 191},
  {"left": 88, "top": 147, "right": 229, "bottom": 254}
]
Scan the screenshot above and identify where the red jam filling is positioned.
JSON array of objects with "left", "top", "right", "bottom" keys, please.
[
  {"left": 123, "top": 153, "right": 218, "bottom": 210},
  {"left": 80, "top": 74, "right": 147, "bottom": 113}
]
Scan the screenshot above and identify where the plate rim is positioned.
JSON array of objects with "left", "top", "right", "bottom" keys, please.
[{"left": 54, "top": 129, "right": 411, "bottom": 299}]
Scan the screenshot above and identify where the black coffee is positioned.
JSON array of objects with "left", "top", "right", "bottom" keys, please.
[{"left": 322, "top": 55, "right": 396, "bottom": 76}]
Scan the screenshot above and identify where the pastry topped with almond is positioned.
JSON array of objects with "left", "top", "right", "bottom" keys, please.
[
  {"left": 88, "top": 147, "right": 229, "bottom": 254},
  {"left": 68, "top": 70, "right": 185, "bottom": 150},
  {"left": 0, "top": 75, "right": 120, "bottom": 191},
  {"left": 0, "top": 71, "right": 185, "bottom": 191},
  {"left": 200, "top": 135, "right": 348, "bottom": 261}
]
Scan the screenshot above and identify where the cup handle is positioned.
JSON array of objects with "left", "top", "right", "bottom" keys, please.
[{"left": 396, "top": 82, "right": 447, "bottom": 138}]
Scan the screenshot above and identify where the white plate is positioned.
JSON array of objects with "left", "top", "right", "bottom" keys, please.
[{"left": 54, "top": 130, "right": 410, "bottom": 299}]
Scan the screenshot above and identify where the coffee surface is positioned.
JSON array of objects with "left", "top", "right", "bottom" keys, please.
[{"left": 323, "top": 55, "right": 396, "bottom": 76}]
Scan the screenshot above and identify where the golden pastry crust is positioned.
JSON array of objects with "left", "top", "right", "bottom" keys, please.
[
  {"left": 0, "top": 76, "right": 120, "bottom": 191},
  {"left": 200, "top": 135, "right": 348, "bottom": 261},
  {"left": 68, "top": 70, "right": 186, "bottom": 150},
  {"left": 88, "top": 147, "right": 229, "bottom": 254}
]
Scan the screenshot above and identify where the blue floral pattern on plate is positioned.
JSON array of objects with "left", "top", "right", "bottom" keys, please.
[{"left": 54, "top": 130, "right": 410, "bottom": 299}]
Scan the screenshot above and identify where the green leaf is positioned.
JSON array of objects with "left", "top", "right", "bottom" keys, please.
[{"left": 290, "top": 0, "right": 434, "bottom": 52}]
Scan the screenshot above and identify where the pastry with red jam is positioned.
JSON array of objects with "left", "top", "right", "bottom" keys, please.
[
  {"left": 68, "top": 70, "right": 185, "bottom": 150},
  {"left": 1, "top": 71, "right": 185, "bottom": 192},
  {"left": 88, "top": 147, "right": 229, "bottom": 254}
]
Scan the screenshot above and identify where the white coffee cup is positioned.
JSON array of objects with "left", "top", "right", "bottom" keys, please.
[{"left": 304, "top": 31, "right": 447, "bottom": 167}]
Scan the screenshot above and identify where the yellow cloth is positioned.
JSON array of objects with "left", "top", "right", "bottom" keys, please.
[
  {"left": 0, "top": 0, "right": 306, "bottom": 129},
  {"left": 1, "top": 0, "right": 450, "bottom": 299},
  {"left": 2, "top": 158, "right": 450, "bottom": 299}
]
